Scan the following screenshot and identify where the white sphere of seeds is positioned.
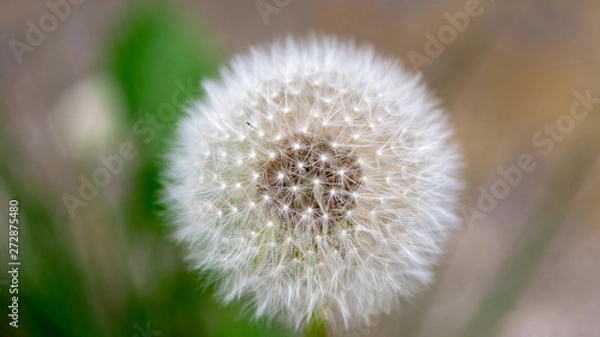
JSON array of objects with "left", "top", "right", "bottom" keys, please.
[{"left": 162, "top": 35, "right": 463, "bottom": 330}]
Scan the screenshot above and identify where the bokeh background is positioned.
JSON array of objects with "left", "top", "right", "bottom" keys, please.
[{"left": 1, "top": 0, "right": 599, "bottom": 336}]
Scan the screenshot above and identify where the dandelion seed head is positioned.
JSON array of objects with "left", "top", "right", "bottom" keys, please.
[{"left": 162, "top": 35, "right": 462, "bottom": 331}]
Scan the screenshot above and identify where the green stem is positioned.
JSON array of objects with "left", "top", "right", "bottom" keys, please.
[{"left": 305, "top": 317, "right": 328, "bottom": 337}]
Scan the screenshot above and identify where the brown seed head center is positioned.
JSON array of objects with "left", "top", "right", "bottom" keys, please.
[{"left": 256, "top": 135, "right": 362, "bottom": 229}]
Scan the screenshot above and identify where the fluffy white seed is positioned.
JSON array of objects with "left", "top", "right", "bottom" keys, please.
[{"left": 161, "top": 35, "right": 463, "bottom": 331}]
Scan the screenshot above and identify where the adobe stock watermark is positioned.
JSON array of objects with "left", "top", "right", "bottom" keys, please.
[
  {"left": 256, "top": 0, "right": 292, "bottom": 25},
  {"left": 62, "top": 78, "right": 202, "bottom": 218},
  {"left": 8, "top": 0, "right": 86, "bottom": 64},
  {"left": 407, "top": 0, "right": 485, "bottom": 71},
  {"left": 462, "top": 89, "right": 599, "bottom": 228},
  {"left": 132, "top": 321, "right": 162, "bottom": 337}
]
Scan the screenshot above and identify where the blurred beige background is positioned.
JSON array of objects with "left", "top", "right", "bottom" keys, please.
[{"left": 1, "top": 0, "right": 599, "bottom": 336}]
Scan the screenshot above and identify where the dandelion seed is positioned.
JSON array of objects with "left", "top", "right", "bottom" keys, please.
[{"left": 161, "top": 35, "right": 462, "bottom": 332}]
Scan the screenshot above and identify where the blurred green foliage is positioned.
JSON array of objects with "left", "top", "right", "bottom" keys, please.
[{"left": 107, "top": 3, "right": 220, "bottom": 231}]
